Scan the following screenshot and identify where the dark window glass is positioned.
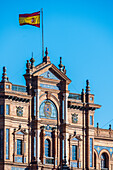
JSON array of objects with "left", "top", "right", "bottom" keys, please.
[
  {"left": 6, "top": 129, "right": 9, "bottom": 159},
  {"left": 90, "top": 116, "right": 93, "bottom": 125},
  {"left": 0, "top": 105, "right": 4, "bottom": 115},
  {"left": 17, "top": 139, "right": 22, "bottom": 155},
  {"left": 72, "top": 145, "right": 77, "bottom": 160},
  {"left": 101, "top": 153, "right": 108, "bottom": 168},
  {"left": 45, "top": 139, "right": 50, "bottom": 157},
  {"left": 6, "top": 105, "right": 10, "bottom": 115}
]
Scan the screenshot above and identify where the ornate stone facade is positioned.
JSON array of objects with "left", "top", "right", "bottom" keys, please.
[{"left": 0, "top": 49, "right": 113, "bottom": 170}]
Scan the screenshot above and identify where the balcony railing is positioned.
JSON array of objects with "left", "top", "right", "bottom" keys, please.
[
  {"left": 68, "top": 93, "right": 81, "bottom": 100},
  {"left": 12, "top": 85, "right": 26, "bottom": 93}
]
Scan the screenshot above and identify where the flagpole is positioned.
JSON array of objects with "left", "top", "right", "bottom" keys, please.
[{"left": 41, "top": 8, "right": 44, "bottom": 61}]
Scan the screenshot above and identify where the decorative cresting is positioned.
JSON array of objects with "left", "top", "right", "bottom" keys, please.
[
  {"left": 16, "top": 106, "right": 23, "bottom": 116},
  {"left": 40, "top": 70, "right": 59, "bottom": 80},
  {"left": 94, "top": 145, "right": 113, "bottom": 156},
  {"left": 39, "top": 100, "right": 57, "bottom": 119}
]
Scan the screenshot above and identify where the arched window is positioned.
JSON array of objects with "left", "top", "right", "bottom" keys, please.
[
  {"left": 101, "top": 153, "right": 108, "bottom": 169},
  {"left": 45, "top": 139, "right": 50, "bottom": 157}
]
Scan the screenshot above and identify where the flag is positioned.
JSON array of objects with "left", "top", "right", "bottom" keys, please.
[{"left": 19, "top": 11, "right": 40, "bottom": 27}]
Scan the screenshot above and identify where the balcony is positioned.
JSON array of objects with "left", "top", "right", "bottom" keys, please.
[
  {"left": 46, "top": 157, "right": 54, "bottom": 164},
  {"left": 68, "top": 93, "right": 81, "bottom": 100},
  {"left": 12, "top": 85, "right": 26, "bottom": 93}
]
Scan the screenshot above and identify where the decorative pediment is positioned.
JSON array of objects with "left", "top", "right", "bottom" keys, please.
[
  {"left": 70, "top": 134, "right": 82, "bottom": 141},
  {"left": 72, "top": 137, "right": 78, "bottom": 141},
  {"left": 16, "top": 131, "right": 24, "bottom": 135},
  {"left": 40, "top": 70, "right": 59, "bottom": 80},
  {"left": 32, "top": 63, "right": 71, "bottom": 84},
  {"left": 13, "top": 125, "right": 27, "bottom": 135}
]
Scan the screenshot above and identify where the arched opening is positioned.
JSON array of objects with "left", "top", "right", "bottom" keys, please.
[
  {"left": 94, "top": 152, "right": 96, "bottom": 169},
  {"left": 45, "top": 139, "right": 50, "bottom": 157},
  {"left": 101, "top": 152, "right": 109, "bottom": 170}
]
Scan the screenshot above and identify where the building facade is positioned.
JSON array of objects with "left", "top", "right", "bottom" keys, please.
[{"left": 0, "top": 48, "right": 113, "bottom": 170}]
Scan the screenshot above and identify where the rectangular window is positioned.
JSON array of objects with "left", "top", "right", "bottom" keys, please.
[
  {"left": 17, "top": 139, "right": 22, "bottom": 155},
  {"left": 6, "top": 105, "right": 10, "bottom": 115},
  {"left": 0, "top": 105, "right": 4, "bottom": 115},
  {"left": 34, "top": 136, "right": 36, "bottom": 157},
  {"left": 72, "top": 145, "right": 77, "bottom": 160},
  {"left": 6, "top": 129, "right": 9, "bottom": 159},
  {"left": 62, "top": 139, "right": 64, "bottom": 159},
  {"left": 0, "top": 129, "right": 3, "bottom": 159},
  {"left": 34, "top": 96, "right": 36, "bottom": 116},
  {"left": 90, "top": 115, "right": 93, "bottom": 125}
]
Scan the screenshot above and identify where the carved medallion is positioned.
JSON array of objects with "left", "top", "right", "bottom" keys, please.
[
  {"left": 16, "top": 106, "right": 23, "bottom": 117},
  {"left": 39, "top": 100, "right": 57, "bottom": 119},
  {"left": 44, "top": 101, "right": 52, "bottom": 118},
  {"left": 72, "top": 113, "right": 78, "bottom": 123}
]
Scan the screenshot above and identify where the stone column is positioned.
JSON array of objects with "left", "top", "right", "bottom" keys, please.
[
  {"left": 41, "top": 127, "right": 45, "bottom": 164},
  {"left": 63, "top": 93, "right": 69, "bottom": 165},
  {"left": 63, "top": 93, "right": 69, "bottom": 124},
  {"left": 34, "top": 89, "right": 41, "bottom": 163},
  {"left": 64, "top": 132, "right": 69, "bottom": 165},
  {"left": 53, "top": 128, "right": 57, "bottom": 167},
  {"left": 36, "top": 89, "right": 40, "bottom": 120}
]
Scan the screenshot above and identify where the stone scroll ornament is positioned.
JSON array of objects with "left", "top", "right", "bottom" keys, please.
[
  {"left": 72, "top": 113, "right": 78, "bottom": 123},
  {"left": 16, "top": 106, "right": 23, "bottom": 116}
]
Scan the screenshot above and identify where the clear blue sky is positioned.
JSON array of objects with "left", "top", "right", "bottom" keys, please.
[{"left": 0, "top": 0, "right": 113, "bottom": 129}]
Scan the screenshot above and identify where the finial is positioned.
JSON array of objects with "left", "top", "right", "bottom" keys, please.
[
  {"left": 19, "top": 124, "right": 21, "bottom": 129},
  {"left": 30, "top": 52, "right": 35, "bottom": 69},
  {"left": 82, "top": 89, "right": 84, "bottom": 94},
  {"left": 58, "top": 57, "right": 64, "bottom": 72},
  {"left": 86, "top": 79, "right": 90, "bottom": 94},
  {"left": 74, "top": 131, "right": 76, "bottom": 136},
  {"left": 97, "top": 122, "right": 99, "bottom": 128},
  {"left": 2, "top": 66, "right": 9, "bottom": 82},
  {"left": 45, "top": 47, "right": 48, "bottom": 57},
  {"left": 60, "top": 57, "right": 62, "bottom": 64},
  {"left": 109, "top": 124, "right": 111, "bottom": 130},
  {"left": 63, "top": 66, "right": 66, "bottom": 74},
  {"left": 26, "top": 60, "right": 31, "bottom": 73},
  {"left": 43, "top": 47, "right": 50, "bottom": 63},
  {"left": 81, "top": 88, "right": 85, "bottom": 103}
]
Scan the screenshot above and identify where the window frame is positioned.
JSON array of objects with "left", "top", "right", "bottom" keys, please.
[
  {"left": 17, "top": 139, "right": 22, "bottom": 155},
  {"left": 45, "top": 139, "right": 50, "bottom": 157},
  {"left": 72, "top": 145, "right": 77, "bottom": 160},
  {"left": 6, "top": 104, "right": 10, "bottom": 115}
]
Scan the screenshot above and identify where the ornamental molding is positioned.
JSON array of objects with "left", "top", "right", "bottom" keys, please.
[{"left": 16, "top": 106, "right": 23, "bottom": 117}]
